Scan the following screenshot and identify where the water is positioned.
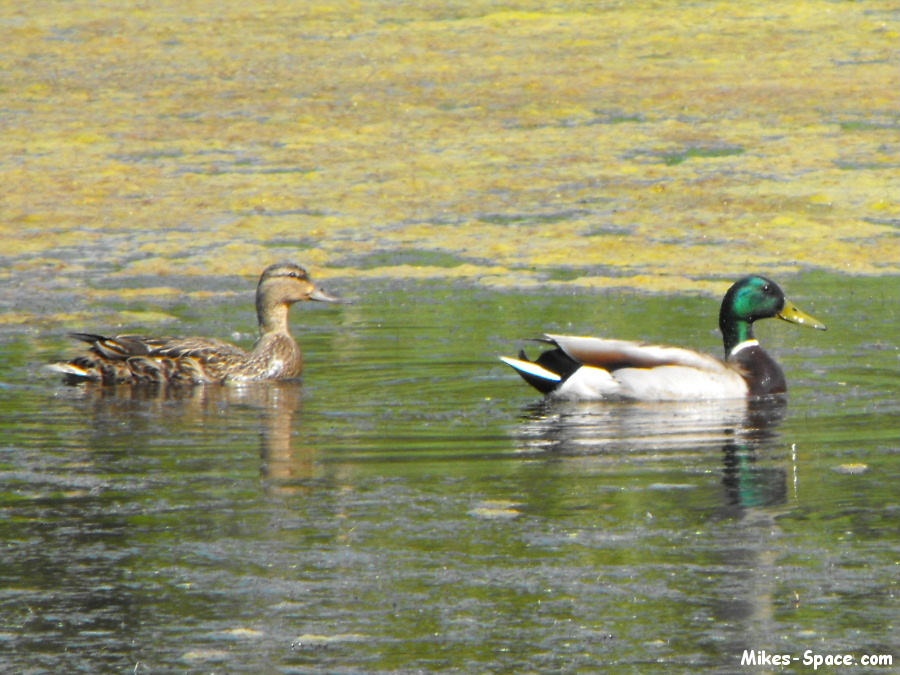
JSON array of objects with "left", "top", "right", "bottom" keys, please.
[{"left": 0, "top": 272, "right": 897, "bottom": 674}]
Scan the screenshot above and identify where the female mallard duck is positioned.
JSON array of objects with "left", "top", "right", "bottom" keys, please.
[
  {"left": 48, "top": 262, "right": 342, "bottom": 385},
  {"left": 500, "top": 275, "right": 825, "bottom": 401}
]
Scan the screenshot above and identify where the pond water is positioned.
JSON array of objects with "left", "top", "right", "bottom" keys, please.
[{"left": 0, "top": 270, "right": 896, "bottom": 674}]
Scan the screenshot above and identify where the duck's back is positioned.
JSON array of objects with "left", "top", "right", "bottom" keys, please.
[{"left": 49, "top": 333, "right": 250, "bottom": 385}]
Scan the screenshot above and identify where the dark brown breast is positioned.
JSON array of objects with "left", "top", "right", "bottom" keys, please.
[{"left": 729, "top": 344, "right": 787, "bottom": 397}]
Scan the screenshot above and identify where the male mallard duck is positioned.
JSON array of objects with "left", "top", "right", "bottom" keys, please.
[
  {"left": 48, "top": 262, "right": 342, "bottom": 385},
  {"left": 500, "top": 275, "right": 825, "bottom": 401}
]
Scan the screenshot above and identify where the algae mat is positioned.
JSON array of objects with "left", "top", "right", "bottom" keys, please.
[{"left": 2, "top": 0, "right": 898, "bottom": 296}]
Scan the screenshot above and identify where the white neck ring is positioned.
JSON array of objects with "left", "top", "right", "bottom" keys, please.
[{"left": 730, "top": 339, "right": 759, "bottom": 357}]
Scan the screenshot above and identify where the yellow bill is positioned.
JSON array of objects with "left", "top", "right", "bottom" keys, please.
[{"left": 778, "top": 300, "right": 826, "bottom": 330}]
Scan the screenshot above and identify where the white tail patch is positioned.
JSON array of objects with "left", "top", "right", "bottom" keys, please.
[
  {"left": 44, "top": 363, "right": 89, "bottom": 377},
  {"left": 499, "top": 356, "right": 562, "bottom": 382}
]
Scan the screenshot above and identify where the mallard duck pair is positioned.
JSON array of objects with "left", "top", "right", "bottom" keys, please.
[
  {"left": 501, "top": 275, "right": 825, "bottom": 401},
  {"left": 48, "top": 262, "right": 342, "bottom": 385},
  {"left": 51, "top": 269, "right": 824, "bottom": 400}
]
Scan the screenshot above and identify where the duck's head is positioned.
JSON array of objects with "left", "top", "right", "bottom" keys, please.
[
  {"left": 255, "top": 263, "right": 343, "bottom": 334},
  {"left": 257, "top": 262, "right": 343, "bottom": 306},
  {"left": 719, "top": 275, "right": 825, "bottom": 352}
]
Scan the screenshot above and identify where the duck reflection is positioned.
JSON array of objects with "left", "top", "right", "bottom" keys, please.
[
  {"left": 220, "top": 382, "right": 309, "bottom": 485},
  {"left": 60, "top": 380, "right": 313, "bottom": 486},
  {"left": 719, "top": 399, "right": 789, "bottom": 513},
  {"left": 511, "top": 396, "right": 789, "bottom": 512},
  {"left": 509, "top": 396, "right": 795, "bottom": 657}
]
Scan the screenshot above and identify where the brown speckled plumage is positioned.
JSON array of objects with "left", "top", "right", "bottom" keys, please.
[{"left": 48, "top": 263, "right": 342, "bottom": 385}]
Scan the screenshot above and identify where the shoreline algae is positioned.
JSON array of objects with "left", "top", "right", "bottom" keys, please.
[{"left": 1, "top": 1, "right": 898, "bottom": 294}]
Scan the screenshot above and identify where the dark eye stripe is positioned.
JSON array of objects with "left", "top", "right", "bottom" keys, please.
[{"left": 266, "top": 265, "right": 309, "bottom": 280}]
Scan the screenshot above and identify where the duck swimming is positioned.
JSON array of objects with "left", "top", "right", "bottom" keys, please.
[
  {"left": 48, "top": 262, "right": 342, "bottom": 385},
  {"left": 500, "top": 275, "right": 825, "bottom": 401}
]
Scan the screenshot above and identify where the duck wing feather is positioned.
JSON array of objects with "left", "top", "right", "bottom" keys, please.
[
  {"left": 543, "top": 334, "right": 729, "bottom": 373},
  {"left": 59, "top": 333, "right": 250, "bottom": 384}
]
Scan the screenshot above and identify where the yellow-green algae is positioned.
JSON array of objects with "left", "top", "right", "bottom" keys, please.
[{"left": 2, "top": 0, "right": 898, "bottom": 297}]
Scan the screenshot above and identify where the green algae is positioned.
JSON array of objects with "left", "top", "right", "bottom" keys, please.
[
  {"left": 658, "top": 146, "right": 746, "bottom": 166},
  {"left": 332, "top": 249, "right": 474, "bottom": 269},
  {"left": 1, "top": 0, "right": 898, "bottom": 296}
]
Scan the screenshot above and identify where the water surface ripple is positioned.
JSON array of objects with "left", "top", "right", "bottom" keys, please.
[{"left": 0, "top": 273, "right": 896, "bottom": 674}]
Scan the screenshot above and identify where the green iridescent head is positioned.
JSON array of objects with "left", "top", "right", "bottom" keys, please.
[{"left": 719, "top": 275, "right": 825, "bottom": 354}]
